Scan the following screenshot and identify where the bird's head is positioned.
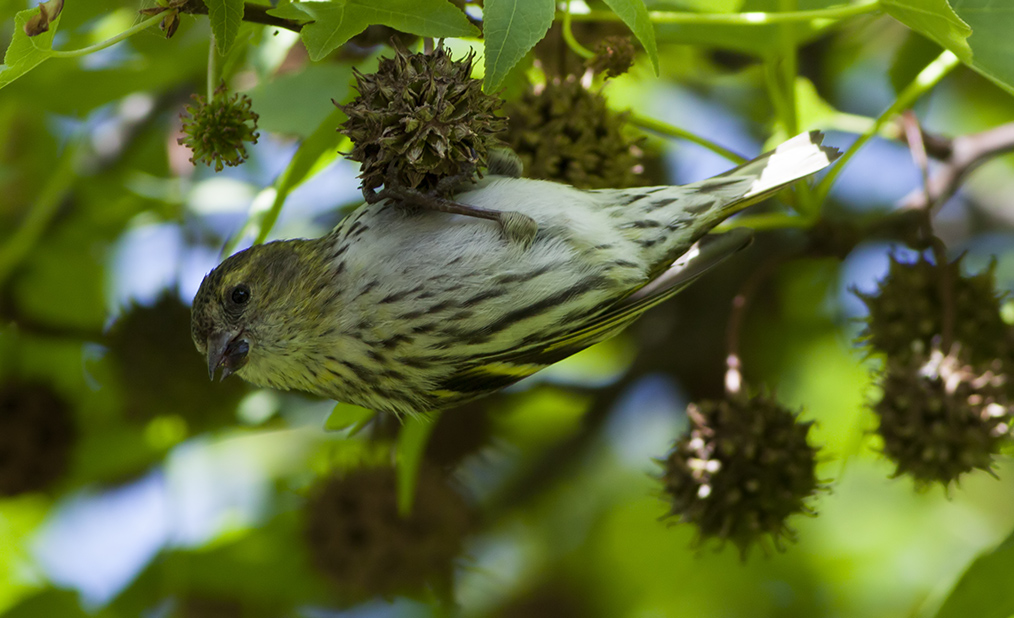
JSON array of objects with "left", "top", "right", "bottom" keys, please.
[{"left": 191, "top": 241, "right": 308, "bottom": 383}]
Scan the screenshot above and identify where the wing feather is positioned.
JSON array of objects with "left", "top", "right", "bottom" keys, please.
[{"left": 431, "top": 230, "right": 753, "bottom": 396}]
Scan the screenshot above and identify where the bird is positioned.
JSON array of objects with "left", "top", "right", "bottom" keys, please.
[{"left": 191, "top": 131, "right": 839, "bottom": 416}]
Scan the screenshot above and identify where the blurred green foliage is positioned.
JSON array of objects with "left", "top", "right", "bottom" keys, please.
[{"left": 2, "top": 0, "right": 1014, "bottom": 617}]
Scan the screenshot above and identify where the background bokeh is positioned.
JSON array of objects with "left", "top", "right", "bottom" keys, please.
[{"left": 3, "top": 0, "right": 1014, "bottom": 616}]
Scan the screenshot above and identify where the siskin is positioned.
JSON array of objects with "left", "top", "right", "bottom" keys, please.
[{"left": 192, "top": 133, "right": 839, "bottom": 415}]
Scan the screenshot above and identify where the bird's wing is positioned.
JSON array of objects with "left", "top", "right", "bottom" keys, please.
[{"left": 432, "top": 229, "right": 753, "bottom": 396}]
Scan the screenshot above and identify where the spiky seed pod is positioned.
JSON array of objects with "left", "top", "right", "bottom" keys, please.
[
  {"left": 859, "top": 254, "right": 1012, "bottom": 367},
  {"left": 504, "top": 78, "right": 646, "bottom": 189},
  {"left": 587, "top": 36, "right": 636, "bottom": 78},
  {"left": 337, "top": 45, "right": 506, "bottom": 198},
  {"left": 107, "top": 292, "right": 246, "bottom": 430},
  {"left": 304, "top": 465, "right": 472, "bottom": 602},
  {"left": 178, "top": 86, "right": 259, "bottom": 172},
  {"left": 874, "top": 347, "right": 1012, "bottom": 487},
  {"left": 660, "top": 393, "right": 820, "bottom": 556},
  {"left": 0, "top": 380, "right": 76, "bottom": 496}
]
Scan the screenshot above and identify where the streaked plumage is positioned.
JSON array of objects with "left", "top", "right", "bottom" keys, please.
[{"left": 191, "top": 132, "right": 839, "bottom": 415}]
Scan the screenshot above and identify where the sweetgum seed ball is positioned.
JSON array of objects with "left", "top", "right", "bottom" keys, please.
[
  {"left": 860, "top": 254, "right": 1012, "bottom": 367},
  {"left": 0, "top": 380, "right": 76, "bottom": 496},
  {"left": 178, "top": 88, "right": 259, "bottom": 172},
  {"left": 108, "top": 292, "right": 247, "bottom": 431},
  {"left": 661, "top": 392, "right": 820, "bottom": 556},
  {"left": 874, "top": 348, "right": 1012, "bottom": 487},
  {"left": 304, "top": 465, "right": 472, "bottom": 601},
  {"left": 338, "top": 45, "right": 506, "bottom": 198},
  {"left": 504, "top": 78, "right": 648, "bottom": 190}
]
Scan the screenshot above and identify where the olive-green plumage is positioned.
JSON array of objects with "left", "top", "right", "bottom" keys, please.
[{"left": 191, "top": 132, "right": 838, "bottom": 415}]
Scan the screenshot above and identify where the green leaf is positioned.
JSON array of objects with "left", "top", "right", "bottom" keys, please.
[
  {"left": 1, "top": 590, "right": 93, "bottom": 618},
  {"left": 952, "top": 0, "right": 1014, "bottom": 96},
  {"left": 0, "top": 6, "right": 61, "bottom": 91},
  {"left": 882, "top": 0, "right": 972, "bottom": 62},
  {"left": 793, "top": 76, "right": 839, "bottom": 131},
  {"left": 933, "top": 526, "right": 1014, "bottom": 618},
  {"left": 252, "top": 63, "right": 352, "bottom": 137},
  {"left": 482, "top": 0, "right": 555, "bottom": 92},
  {"left": 396, "top": 412, "right": 439, "bottom": 515},
  {"left": 324, "top": 402, "right": 377, "bottom": 434},
  {"left": 269, "top": 0, "right": 478, "bottom": 62},
  {"left": 204, "top": 0, "right": 246, "bottom": 56},
  {"left": 4, "top": 32, "right": 206, "bottom": 116},
  {"left": 0, "top": 496, "right": 50, "bottom": 613},
  {"left": 889, "top": 30, "right": 947, "bottom": 94},
  {"left": 601, "top": 0, "right": 660, "bottom": 74}
]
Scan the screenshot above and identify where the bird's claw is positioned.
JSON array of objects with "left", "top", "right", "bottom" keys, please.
[
  {"left": 370, "top": 184, "right": 538, "bottom": 249},
  {"left": 497, "top": 211, "right": 539, "bottom": 248}
]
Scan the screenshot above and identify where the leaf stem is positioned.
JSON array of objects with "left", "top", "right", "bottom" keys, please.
[
  {"left": 49, "top": 13, "right": 164, "bottom": 58},
  {"left": 207, "top": 33, "right": 218, "bottom": 99},
  {"left": 566, "top": 0, "right": 880, "bottom": 25},
  {"left": 563, "top": 0, "right": 595, "bottom": 59},
  {"left": 814, "top": 50, "right": 960, "bottom": 205},
  {"left": 769, "top": 0, "right": 821, "bottom": 215},
  {"left": 775, "top": 0, "right": 798, "bottom": 137},
  {"left": 628, "top": 112, "right": 747, "bottom": 164},
  {"left": 397, "top": 412, "right": 440, "bottom": 516}
]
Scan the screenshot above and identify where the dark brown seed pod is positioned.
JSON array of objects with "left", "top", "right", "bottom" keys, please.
[
  {"left": 304, "top": 465, "right": 473, "bottom": 602},
  {"left": 874, "top": 346, "right": 1012, "bottom": 487},
  {"left": 858, "top": 254, "right": 1012, "bottom": 368},
  {"left": 107, "top": 291, "right": 247, "bottom": 431},
  {"left": 0, "top": 380, "right": 76, "bottom": 496},
  {"left": 660, "top": 392, "right": 821, "bottom": 557},
  {"left": 504, "top": 78, "right": 647, "bottom": 189},
  {"left": 587, "top": 36, "right": 636, "bottom": 78},
  {"left": 337, "top": 44, "right": 506, "bottom": 198}
]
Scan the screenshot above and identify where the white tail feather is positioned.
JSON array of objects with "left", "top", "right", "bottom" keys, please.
[{"left": 740, "top": 131, "right": 840, "bottom": 199}]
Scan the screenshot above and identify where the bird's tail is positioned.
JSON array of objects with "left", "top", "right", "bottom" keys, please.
[
  {"left": 699, "top": 130, "right": 841, "bottom": 216},
  {"left": 598, "top": 131, "right": 838, "bottom": 275},
  {"left": 604, "top": 131, "right": 839, "bottom": 257}
]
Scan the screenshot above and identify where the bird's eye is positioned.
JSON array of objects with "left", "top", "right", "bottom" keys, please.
[{"left": 230, "top": 284, "right": 251, "bottom": 305}]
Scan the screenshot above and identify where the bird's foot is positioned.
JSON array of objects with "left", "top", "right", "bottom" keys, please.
[
  {"left": 496, "top": 211, "right": 538, "bottom": 249},
  {"left": 369, "top": 185, "right": 538, "bottom": 247}
]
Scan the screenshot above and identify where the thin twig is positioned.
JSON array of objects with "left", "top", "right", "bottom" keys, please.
[
  {"left": 724, "top": 257, "right": 783, "bottom": 396},
  {"left": 562, "top": 0, "right": 595, "bottom": 59},
  {"left": 901, "top": 111, "right": 932, "bottom": 209},
  {"left": 901, "top": 113, "right": 955, "bottom": 352},
  {"left": 181, "top": 1, "right": 304, "bottom": 33},
  {"left": 899, "top": 122, "right": 1014, "bottom": 210},
  {"left": 815, "top": 50, "right": 960, "bottom": 205}
]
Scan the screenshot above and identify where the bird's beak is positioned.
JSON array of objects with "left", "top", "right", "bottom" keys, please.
[{"left": 206, "top": 331, "right": 250, "bottom": 381}]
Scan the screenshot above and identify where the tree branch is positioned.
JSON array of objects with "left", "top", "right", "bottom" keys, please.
[
  {"left": 182, "top": 1, "right": 305, "bottom": 33},
  {"left": 900, "top": 122, "right": 1014, "bottom": 210}
]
